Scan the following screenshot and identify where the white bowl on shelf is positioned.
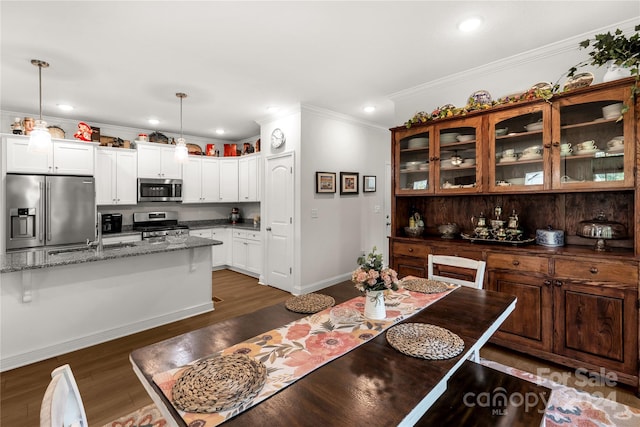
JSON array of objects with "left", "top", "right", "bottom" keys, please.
[
  {"left": 602, "top": 103, "right": 623, "bottom": 119},
  {"left": 456, "top": 135, "right": 475, "bottom": 142},
  {"left": 405, "top": 161, "right": 422, "bottom": 171},
  {"left": 525, "top": 122, "right": 543, "bottom": 132}
]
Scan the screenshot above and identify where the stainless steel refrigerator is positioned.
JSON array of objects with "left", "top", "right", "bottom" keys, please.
[{"left": 6, "top": 174, "right": 96, "bottom": 250}]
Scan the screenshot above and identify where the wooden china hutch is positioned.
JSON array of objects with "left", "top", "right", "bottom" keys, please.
[{"left": 389, "top": 78, "right": 640, "bottom": 391}]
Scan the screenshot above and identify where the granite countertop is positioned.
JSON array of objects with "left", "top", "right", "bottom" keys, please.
[
  {"left": 1, "top": 236, "right": 222, "bottom": 273},
  {"left": 182, "top": 219, "right": 261, "bottom": 231}
]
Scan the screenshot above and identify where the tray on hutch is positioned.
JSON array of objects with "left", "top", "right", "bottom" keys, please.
[{"left": 461, "top": 233, "right": 535, "bottom": 246}]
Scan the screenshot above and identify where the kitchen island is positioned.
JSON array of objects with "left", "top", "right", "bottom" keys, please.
[{"left": 0, "top": 236, "right": 221, "bottom": 370}]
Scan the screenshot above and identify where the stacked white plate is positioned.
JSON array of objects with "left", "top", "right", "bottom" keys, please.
[
  {"left": 440, "top": 133, "right": 460, "bottom": 144},
  {"left": 498, "top": 156, "right": 518, "bottom": 163},
  {"left": 519, "top": 153, "right": 543, "bottom": 161},
  {"left": 408, "top": 137, "right": 429, "bottom": 149}
]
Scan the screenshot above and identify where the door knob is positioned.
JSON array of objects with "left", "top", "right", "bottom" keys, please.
[{"left": 266, "top": 227, "right": 272, "bottom": 231}]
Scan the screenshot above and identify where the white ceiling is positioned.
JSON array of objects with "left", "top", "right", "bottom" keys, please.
[{"left": 1, "top": 1, "right": 638, "bottom": 141}]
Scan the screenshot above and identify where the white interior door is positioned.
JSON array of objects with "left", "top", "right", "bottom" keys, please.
[{"left": 264, "top": 153, "right": 294, "bottom": 292}]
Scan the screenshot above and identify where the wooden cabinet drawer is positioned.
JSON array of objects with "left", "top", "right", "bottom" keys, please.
[
  {"left": 432, "top": 247, "right": 483, "bottom": 260},
  {"left": 392, "top": 242, "right": 430, "bottom": 258},
  {"left": 554, "top": 259, "right": 638, "bottom": 284},
  {"left": 487, "top": 253, "right": 549, "bottom": 274}
]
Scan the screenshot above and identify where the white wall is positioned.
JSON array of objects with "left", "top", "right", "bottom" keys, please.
[
  {"left": 391, "top": 18, "right": 638, "bottom": 126},
  {"left": 299, "top": 106, "right": 389, "bottom": 292},
  {"left": 258, "top": 106, "right": 389, "bottom": 294}
]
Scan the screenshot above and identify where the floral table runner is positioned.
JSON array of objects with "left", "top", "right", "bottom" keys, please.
[{"left": 153, "top": 284, "right": 458, "bottom": 426}]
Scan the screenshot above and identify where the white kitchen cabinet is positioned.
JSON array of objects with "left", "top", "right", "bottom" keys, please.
[
  {"left": 189, "top": 227, "right": 230, "bottom": 268},
  {"left": 232, "top": 229, "right": 262, "bottom": 275},
  {"left": 182, "top": 157, "right": 220, "bottom": 203},
  {"left": 136, "top": 141, "right": 182, "bottom": 179},
  {"left": 211, "top": 228, "right": 231, "bottom": 267},
  {"left": 5, "top": 135, "right": 95, "bottom": 176},
  {"left": 95, "top": 148, "right": 137, "bottom": 205},
  {"left": 219, "top": 159, "right": 239, "bottom": 202},
  {"left": 238, "top": 155, "right": 259, "bottom": 202}
]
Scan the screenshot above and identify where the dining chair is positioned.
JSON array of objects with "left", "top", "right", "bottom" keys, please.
[
  {"left": 40, "top": 364, "right": 88, "bottom": 427},
  {"left": 427, "top": 254, "right": 487, "bottom": 362},
  {"left": 41, "top": 364, "right": 166, "bottom": 427},
  {"left": 427, "top": 254, "right": 486, "bottom": 290}
]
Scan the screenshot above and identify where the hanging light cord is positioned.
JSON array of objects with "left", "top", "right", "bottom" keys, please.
[
  {"left": 31, "top": 59, "right": 49, "bottom": 121},
  {"left": 176, "top": 92, "right": 187, "bottom": 142}
]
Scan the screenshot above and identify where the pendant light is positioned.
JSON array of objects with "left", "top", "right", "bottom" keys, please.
[
  {"left": 174, "top": 92, "right": 188, "bottom": 162},
  {"left": 28, "top": 59, "right": 52, "bottom": 153}
]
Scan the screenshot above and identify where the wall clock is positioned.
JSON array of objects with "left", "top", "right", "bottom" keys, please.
[{"left": 271, "top": 128, "right": 286, "bottom": 149}]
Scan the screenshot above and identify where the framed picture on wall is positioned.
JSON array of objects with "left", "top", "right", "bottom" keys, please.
[
  {"left": 340, "top": 172, "right": 359, "bottom": 195},
  {"left": 363, "top": 175, "right": 376, "bottom": 192},
  {"left": 315, "top": 172, "right": 336, "bottom": 193}
]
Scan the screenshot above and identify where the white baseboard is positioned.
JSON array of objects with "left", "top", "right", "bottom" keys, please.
[
  {"left": 0, "top": 302, "right": 213, "bottom": 372},
  {"left": 292, "top": 272, "right": 352, "bottom": 295},
  {"left": 227, "top": 266, "right": 260, "bottom": 279}
]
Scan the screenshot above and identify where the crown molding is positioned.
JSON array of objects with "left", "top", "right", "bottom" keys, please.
[
  {"left": 300, "top": 104, "right": 389, "bottom": 132},
  {"left": 389, "top": 18, "right": 639, "bottom": 101}
]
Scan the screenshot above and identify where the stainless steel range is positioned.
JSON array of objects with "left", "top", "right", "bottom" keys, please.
[{"left": 133, "top": 211, "right": 188, "bottom": 241}]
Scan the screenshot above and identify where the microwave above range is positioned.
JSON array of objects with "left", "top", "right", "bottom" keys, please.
[{"left": 137, "top": 178, "right": 182, "bottom": 202}]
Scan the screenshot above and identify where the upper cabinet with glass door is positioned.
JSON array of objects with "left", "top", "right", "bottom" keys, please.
[
  {"left": 394, "top": 125, "right": 432, "bottom": 194},
  {"left": 434, "top": 115, "right": 483, "bottom": 193},
  {"left": 488, "top": 102, "right": 552, "bottom": 192},
  {"left": 551, "top": 84, "right": 635, "bottom": 189}
]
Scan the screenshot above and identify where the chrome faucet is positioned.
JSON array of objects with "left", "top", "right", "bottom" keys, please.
[{"left": 87, "top": 212, "right": 103, "bottom": 253}]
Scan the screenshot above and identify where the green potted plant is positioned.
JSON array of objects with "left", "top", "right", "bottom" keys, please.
[{"left": 566, "top": 25, "right": 639, "bottom": 113}]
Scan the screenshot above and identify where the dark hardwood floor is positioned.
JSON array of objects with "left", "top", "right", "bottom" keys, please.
[{"left": 1, "top": 270, "right": 637, "bottom": 426}]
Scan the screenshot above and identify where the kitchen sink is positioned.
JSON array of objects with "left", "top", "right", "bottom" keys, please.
[
  {"left": 47, "top": 246, "right": 94, "bottom": 255},
  {"left": 104, "top": 242, "right": 138, "bottom": 250},
  {"left": 48, "top": 242, "right": 137, "bottom": 255}
]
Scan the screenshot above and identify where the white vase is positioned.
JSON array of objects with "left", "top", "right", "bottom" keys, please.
[
  {"left": 603, "top": 61, "right": 631, "bottom": 82},
  {"left": 364, "top": 290, "right": 386, "bottom": 320}
]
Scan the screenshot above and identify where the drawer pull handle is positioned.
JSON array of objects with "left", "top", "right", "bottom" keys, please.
[
  {"left": 512, "top": 260, "right": 520, "bottom": 266},
  {"left": 590, "top": 267, "right": 598, "bottom": 274},
  {"left": 408, "top": 248, "right": 414, "bottom": 252},
  {"left": 543, "top": 280, "right": 552, "bottom": 286},
  {"left": 554, "top": 280, "right": 563, "bottom": 287}
]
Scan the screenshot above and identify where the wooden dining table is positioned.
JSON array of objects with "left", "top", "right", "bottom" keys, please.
[{"left": 130, "top": 282, "right": 517, "bottom": 426}]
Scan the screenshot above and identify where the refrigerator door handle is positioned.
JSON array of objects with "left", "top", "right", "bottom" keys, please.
[
  {"left": 39, "top": 181, "right": 45, "bottom": 243},
  {"left": 46, "top": 181, "right": 52, "bottom": 242}
]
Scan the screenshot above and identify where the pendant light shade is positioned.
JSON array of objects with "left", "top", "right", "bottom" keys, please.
[
  {"left": 28, "top": 59, "right": 51, "bottom": 153},
  {"left": 174, "top": 92, "right": 188, "bottom": 163}
]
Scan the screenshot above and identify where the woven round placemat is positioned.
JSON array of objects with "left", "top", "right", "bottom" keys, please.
[
  {"left": 386, "top": 323, "right": 464, "bottom": 360},
  {"left": 171, "top": 354, "right": 267, "bottom": 413},
  {"left": 402, "top": 278, "right": 451, "bottom": 294},
  {"left": 285, "top": 293, "right": 335, "bottom": 313}
]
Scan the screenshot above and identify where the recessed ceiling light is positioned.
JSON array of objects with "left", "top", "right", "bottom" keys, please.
[
  {"left": 148, "top": 119, "right": 159, "bottom": 125},
  {"left": 215, "top": 129, "right": 225, "bottom": 135},
  {"left": 458, "top": 17, "right": 482, "bottom": 32},
  {"left": 57, "top": 104, "right": 73, "bottom": 111},
  {"left": 363, "top": 106, "right": 376, "bottom": 113}
]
